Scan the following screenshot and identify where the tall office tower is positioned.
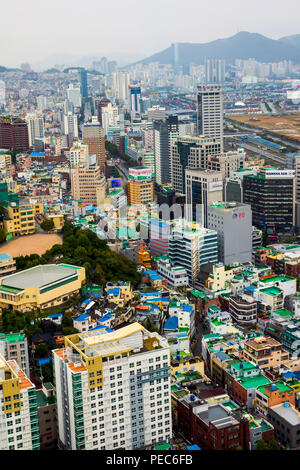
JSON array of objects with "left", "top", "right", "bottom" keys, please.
[
  {"left": 112, "top": 70, "right": 130, "bottom": 102},
  {"left": 205, "top": 59, "right": 226, "bottom": 84},
  {"left": 169, "top": 222, "right": 218, "bottom": 284},
  {"left": 287, "top": 153, "right": 300, "bottom": 227},
  {"left": 196, "top": 84, "right": 223, "bottom": 152},
  {"left": 71, "top": 165, "right": 105, "bottom": 205},
  {"left": 36, "top": 95, "right": 47, "bottom": 111},
  {"left": 243, "top": 167, "right": 296, "bottom": 234},
  {"left": 207, "top": 201, "right": 252, "bottom": 265},
  {"left": 153, "top": 116, "right": 179, "bottom": 186},
  {"left": 0, "top": 332, "right": 30, "bottom": 378},
  {"left": 53, "top": 323, "right": 172, "bottom": 450},
  {"left": 170, "top": 136, "right": 221, "bottom": 194},
  {"left": 63, "top": 113, "right": 79, "bottom": 147},
  {"left": 82, "top": 117, "right": 106, "bottom": 170},
  {"left": 95, "top": 97, "right": 111, "bottom": 126},
  {"left": 0, "top": 116, "right": 29, "bottom": 151},
  {"left": 127, "top": 167, "right": 154, "bottom": 205},
  {"left": 129, "top": 85, "right": 141, "bottom": 117},
  {"left": 101, "top": 103, "right": 119, "bottom": 136},
  {"left": 80, "top": 70, "right": 88, "bottom": 99},
  {"left": 64, "top": 98, "right": 74, "bottom": 115},
  {"left": 99, "top": 57, "right": 108, "bottom": 74},
  {"left": 147, "top": 106, "right": 166, "bottom": 122},
  {"left": 67, "top": 84, "right": 82, "bottom": 108},
  {"left": 185, "top": 169, "right": 224, "bottom": 226},
  {"left": 69, "top": 140, "right": 89, "bottom": 167},
  {"left": 0, "top": 353, "right": 40, "bottom": 450},
  {"left": 26, "top": 113, "right": 44, "bottom": 148}
]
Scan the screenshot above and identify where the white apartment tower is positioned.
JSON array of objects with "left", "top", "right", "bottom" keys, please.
[
  {"left": 53, "top": 323, "right": 172, "bottom": 450},
  {"left": 26, "top": 113, "right": 45, "bottom": 148},
  {"left": 0, "top": 353, "right": 40, "bottom": 450},
  {"left": 196, "top": 85, "right": 224, "bottom": 152},
  {"left": 67, "top": 84, "right": 82, "bottom": 108}
]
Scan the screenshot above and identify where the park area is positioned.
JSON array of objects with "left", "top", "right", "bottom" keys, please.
[
  {"left": 229, "top": 113, "right": 300, "bottom": 141},
  {"left": 0, "top": 233, "right": 62, "bottom": 258}
]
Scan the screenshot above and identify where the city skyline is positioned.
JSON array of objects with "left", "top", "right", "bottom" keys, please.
[{"left": 2, "top": 0, "right": 300, "bottom": 69}]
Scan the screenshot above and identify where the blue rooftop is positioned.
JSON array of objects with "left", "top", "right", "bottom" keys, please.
[
  {"left": 38, "top": 358, "right": 51, "bottom": 366},
  {"left": 48, "top": 313, "right": 63, "bottom": 319},
  {"left": 107, "top": 288, "right": 121, "bottom": 296},
  {"left": 75, "top": 314, "right": 90, "bottom": 322},
  {"left": 0, "top": 253, "right": 12, "bottom": 261},
  {"left": 30, "top": 152, "right": 45, "bottom": 157},
  {"left": 187, "top": 444, "right": 201, "bottom": 450},
  {"left": 99, "top": 313, "right": 113, "bottom": 322},
  {"left": 164, "top": 316, "right": 178, "bottom": 331}
]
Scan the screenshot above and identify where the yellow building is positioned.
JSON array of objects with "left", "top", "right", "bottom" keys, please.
[
  {"left": 0, "top": 254, "right": 16, "bottom": 277},
  {"left": 138, "top": 248, "right": 152, "bottom": 269},
  {"left": 105, "top": 281, "right": 133, "bottom": 307},
  {"left": 0, "top": 264, "right": 86, "bottom": 312},
  {"left": 127, "top": 167, "right": 154, "bottom": 205},
  {"left": 47, "top": 212, "right": 65, "bottom": 232},
  {"left": 2, "top": 202, "right": 44, "bottom": 237},
  {"left": 205, "top": 263, "right": 242, "bottom": 291}
]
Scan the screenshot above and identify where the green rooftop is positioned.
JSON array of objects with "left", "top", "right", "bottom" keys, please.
[
  {"left": 154, "top": 444, "right": 172, "bottom": 450},
  {"left": 232, "top": 361, "right": 258, "bottom": 372},
  {"left": 238, "top": 374, "right": 271, "bottom": 390},
  {"left": 260, "top": 286, "right": 282, "bottom": 296},
  {"left": 260, "top": 275, "right": 294, "bottom": 284},
  {"left": 0, "top": 333, "right": 25, "bottom": 342},
  {"left": 273, "top": 309, "right": 293, "bottom": 318},
  {"left": 36, "top": 389, "right": 56, "bottom": 408}
]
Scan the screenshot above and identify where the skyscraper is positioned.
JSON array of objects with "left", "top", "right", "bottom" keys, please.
[
  {"left": 205, "top": 59, "right": 226, "bottom": 84},
  {"left": 243, "top": 167, "right": 296, "bottom": 234},
  {"left": 170, "top": 135, "right": 221, "bottom": 194},
  {"left": 63, "top": 113, "right": 78, "bottom": 147},
  {"left": 80, "top": 70, "right": 88, "bottom": 99},
  {"left": 71, "top": 165, "right": 105, "bottom": 205},
  {"left": 82, "top": 117, "right": 106, "bottom": 170},
  {"left": 53, "top": 323, "right": 172, "bottom": 450},
  {"left": 26, "top": 113, "right": 44, "bottom": 148},
  {"left": 129, "top": 85, "right": 141, "bottom": 117},
  {"left": 153, "top": 116, "right": 179, "bottom": 186},
  {"left": 185, "top": 169, "right": 224, "bottom": 226},
  {"left": 67, "top": 84, "right": 82, "bottom": 108},
  {"left": 196, "top": 85, "right": 224, "bottom": 152}
]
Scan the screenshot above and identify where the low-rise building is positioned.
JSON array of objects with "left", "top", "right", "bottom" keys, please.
[
  {"left": 243, "top": 336, "right": 289, "bottom": 370},
  {"left": 0, "top": 263, "right": 86, "bottom": 312},
  {"left": 0, "top": 254, "right": 16, "bottom": 277}
]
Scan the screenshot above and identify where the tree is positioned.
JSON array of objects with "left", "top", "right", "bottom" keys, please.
[
  {"left": 35, "top": 343, "right": 49, "bottom": 358},
  {"left": 0, "top": 227, "right": 6, "bottom": 244},
  {"left": 41, "top": 218, "right": 54, "bottom": 232}
]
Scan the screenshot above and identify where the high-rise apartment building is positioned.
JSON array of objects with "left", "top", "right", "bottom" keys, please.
[
  {"left": 69, "top": 140, "right": 89, "bottom": 167},
  {"left": 113, "top": 71, "right": 130, "bottom": 102},
  {"left": 153, "top": 116, "right": 179, "bottom": 186},
  {"left": 0, "top": 117, "right": 29, "bottom": 151},
  {"left": 207, "top": 201, "right": 252, "bottom": 265},
  {"left": 196, "top": 85, "right": 223, "bottom": 152},
  {"left": 67, "top": 84, "right": 82, "bottom": 108},
  {"left": 0, "top": 353, "right": 40, "bottom": 450},
  {"left": 63, "top": 113, "right": 79, "bottom": 146},
  {"left": 71, "top": 165, "right": 106, "bottom": 206},
  {"left": 205, "top": 59, "right": 226, "bottom": 84},
  {"left": 185, "top": 169, "right": 224, "bottom": 226},
  {"left": 147, "top": 106, "right": 166, "bottom": 122},
  {"left": 127, "top": 167, "right": 154, "bottom": 205},
  {"left": 243, "top": 167, "right": 296, "bottom": 234},
  {"left": 0, "top": 332, "right": 30, "bottom": 377},
  {"left": 26, "top": 113, "right": 44, "bottom": 148},
  {"left": 82, "top": 117, "right": 106, "bottom": 170},
  {"left": 171, "top": 136, "right": 222, "bottom": 194},
  {"left": 53, "top": 323, "right": 172, "bottom": 450}
]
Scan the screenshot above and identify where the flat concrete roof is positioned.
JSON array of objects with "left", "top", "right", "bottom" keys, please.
[
  {"left": 271, "top": 404, "right": 300, "bottom": 426},
  {"left": 1, "top": 264, "right": 78, "bottom": 290}
]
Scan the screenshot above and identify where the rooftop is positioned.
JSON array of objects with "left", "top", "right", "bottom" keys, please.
[
  {"left": 1, "top": 264, "right": 79, "bottom": 290},
  {"left": 238, "top": 374, "right": 271, "bottom": 390}
]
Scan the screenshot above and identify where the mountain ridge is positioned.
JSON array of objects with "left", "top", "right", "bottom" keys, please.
[{"left": 130, "top": 31, "right": 300, "bottom": 67}]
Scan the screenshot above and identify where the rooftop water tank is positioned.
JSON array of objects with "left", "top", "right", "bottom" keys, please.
[
  {"left": 190, "top": 394, "right": 195, "bottom": 402},
  {"left": 271, "top": 384, "right": 277, "bottom": 391},
  {"left": 284, "top": 402, "right": 290, "bottom": 408}
]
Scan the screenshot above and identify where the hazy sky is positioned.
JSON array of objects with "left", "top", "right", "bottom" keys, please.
[{"left": 2, "top": 0, "right": 300, "bottom": 68}]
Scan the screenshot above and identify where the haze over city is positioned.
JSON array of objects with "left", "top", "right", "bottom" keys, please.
[{"left": 2, "top": 0, "right": 300, "bottom": 69}]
